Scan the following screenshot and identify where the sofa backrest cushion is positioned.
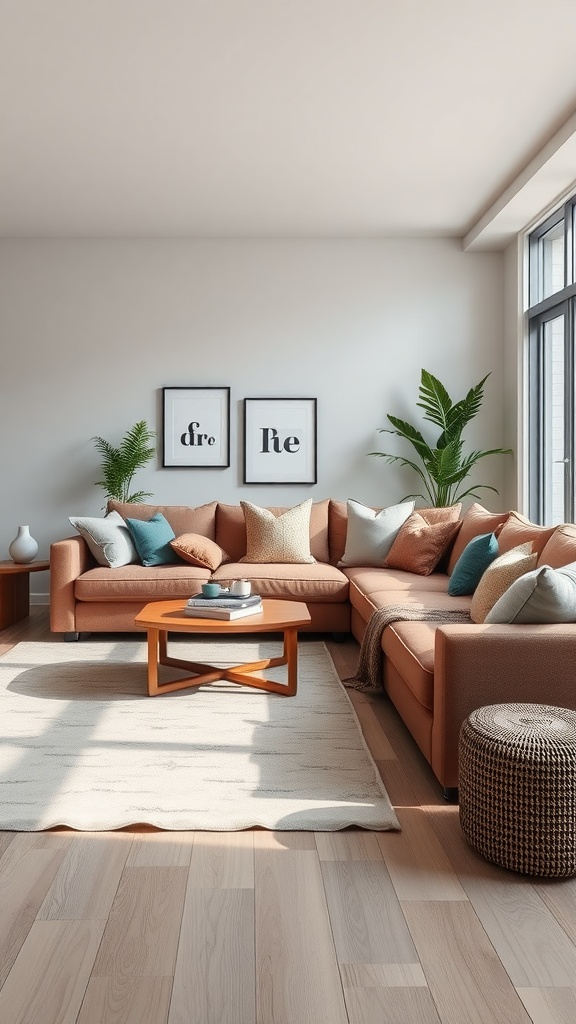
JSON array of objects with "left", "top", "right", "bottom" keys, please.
[
  {"left": 215, "top": 499, "right": 330, "bottom": 563},
  {"left": 496, "top": 510, "right": 556, "bottom": 558},
  {"left": 447, "top": 503, "right": 509, "bottom": 575},
  {"left": 108, "top": 500, "right": 218, "bottom": 540},
  {"left": 537, "top": 523, "right": 576, "bottom": 568}
]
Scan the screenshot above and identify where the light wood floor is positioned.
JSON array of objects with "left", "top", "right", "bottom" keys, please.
[{"left": 1, "top": 609, "right": 576, "bottom": 1024}]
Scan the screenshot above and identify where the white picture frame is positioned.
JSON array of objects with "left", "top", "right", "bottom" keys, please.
[
  {"left": 243, "top": 397, "right": 317, "bottom": 484},
  {"left": 162, "top": 386, "right": 230, "bottom": 468}
]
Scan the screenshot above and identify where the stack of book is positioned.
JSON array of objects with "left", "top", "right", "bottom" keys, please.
[{"left": 184, "top": 593, "right": 263, "bottom": 620}]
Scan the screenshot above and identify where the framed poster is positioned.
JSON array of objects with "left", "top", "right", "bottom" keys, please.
[
  {"left": 162, "top": 386, "right": 230, "bottom": 468},
  {"left": 243, "top": 397, "right": 317, "bottom": 484}
]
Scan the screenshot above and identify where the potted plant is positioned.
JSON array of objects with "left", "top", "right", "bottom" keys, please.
[
  {"left": 93, "top": 420, "right": 156, "bottom": 506},
  {"left": 370, "top": 369, "right": 512, "bottom": 506}
]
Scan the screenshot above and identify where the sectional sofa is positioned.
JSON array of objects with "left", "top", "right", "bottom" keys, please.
[{"left": 50, "top": 498, "right": 576, "bottom": 792}]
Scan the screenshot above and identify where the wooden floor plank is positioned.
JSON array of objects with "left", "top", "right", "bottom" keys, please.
[
  {"left": 534, "top": 876, "right": 576, "bottom": 947},
  {"left": 255, "top": 845, "right": 348, "bottom": 1024},
  {"left": 377, "top": 807, "right": 467, "bottom": 901},
  {"left": 402, "top": 901, "right": 533, "bottom": 1024},
  {"left": 126, "top": 830, "right": 194, "bottom": 868},
  {"left": 340, "top": 962, "right": 427, "bottom": 987},
  {"left": 187, "top": 830, "right": 254, "bottom": 889},
  {"left": 321, "top": 859, "right": 418, "bottom": 965},
  {"left": 77, "top": 976, "right": 174, "bottom": 1024},
  {"left": 92, "top": 866, "right": 188, "bottom": 978},
  {"left": 375, "top": 757, "right": 419, "bottom": 809},
  {"left": 315, "top": 830, "right": 383, "bottom": 862},
  {"left": 37, "top": 832, "right": 132, "bottom": 920},
  {"left": 517, "top": 987, "right": 576, "bottom": 1024},
  {"left": 169, "top": 888, "right": 255, "bottom": 1024},
  {"left": 0, "top": 842, "right": 66, "bottom": 986},
  {"left": 343, "top": 984, "right": 443, "bottom": 1024},
  {"left": 0, "top": 919, "right": 105, "bottom": 1024}
]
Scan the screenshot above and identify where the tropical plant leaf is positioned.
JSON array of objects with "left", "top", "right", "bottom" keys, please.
[
  {"left": 382, "top": 415, "right": 434, "bottom": 462},
  {"left": 416, "top": 370, "right": 453, "bottom": 432}
]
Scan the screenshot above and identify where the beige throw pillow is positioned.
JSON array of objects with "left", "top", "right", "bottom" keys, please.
[
  {"left": 240, "top": 499, "right": 316, "bottom": 564},
  {"left": 470, "top": 543, "right": 538, "bottom": 623}
]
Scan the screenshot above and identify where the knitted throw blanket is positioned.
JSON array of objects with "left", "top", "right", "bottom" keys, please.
[{"left": 344, "top": 604, "right": 472, "bottom": 693}]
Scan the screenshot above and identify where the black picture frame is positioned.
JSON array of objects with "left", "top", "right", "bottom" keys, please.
[
  {"left": 243, "top": 397, "right": 317, "bottom": 484},
  {"left": 162, "top": 386, "right": 230, "bottom": 468}
]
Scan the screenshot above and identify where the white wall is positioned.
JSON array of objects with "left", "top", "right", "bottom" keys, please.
[{"left": 0, "top": 238, "right": 506, "bottom": 597}]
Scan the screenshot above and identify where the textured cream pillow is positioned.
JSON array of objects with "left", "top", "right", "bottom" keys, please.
[
  {"left": 470, "top": 543, "right": 538, "bottom": 623},
  {"left": 240, "top": 499, "right": 315, "bottom": 563}
]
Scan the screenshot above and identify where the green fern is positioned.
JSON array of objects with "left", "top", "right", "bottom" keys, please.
[
  {"left": 370, "top": 370, "right": 512, "bottom": 506},
  {"left": 93, "top": 421, "right": 156, "bottom": 507}
]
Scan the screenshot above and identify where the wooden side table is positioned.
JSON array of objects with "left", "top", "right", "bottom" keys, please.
[{"left": 0, "top": 560, "right": 50, "bottom": 630}]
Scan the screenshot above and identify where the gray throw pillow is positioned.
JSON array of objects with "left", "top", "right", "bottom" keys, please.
[
  {"left": 338, "top": 499, "right": 415, "bottom": 568},
  {"left": 485, "top": 561, "right": 576, "bottom": 623},
  {"left": 69, "top": 510, "right": 139, "bottom": 568}
]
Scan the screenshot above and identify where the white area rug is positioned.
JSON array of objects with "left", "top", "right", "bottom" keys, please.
[{"left": 0, "top": 640, "right": 399, "bottom": 832}]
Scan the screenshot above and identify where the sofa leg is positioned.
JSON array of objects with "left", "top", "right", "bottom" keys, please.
[
  {"left": 64, "top": 631, "right": 80, "bottom": 642},
  {"left": 443, "top": 787, "right": 459, "bottom": 802}
]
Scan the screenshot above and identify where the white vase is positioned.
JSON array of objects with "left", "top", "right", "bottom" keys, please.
[{"left": 9, "top": 525, "right": 39, "bottom": 564}]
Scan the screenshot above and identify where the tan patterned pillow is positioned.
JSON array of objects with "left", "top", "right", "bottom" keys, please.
[
  {"left": 239, "top": 499, "right": 315, "bottom": 564},
  {"left": 470, "top": 543, "right": 538, "bottom": 623},
  {"left": 170, "top": 533, "right": 228, "bottom": 571}
]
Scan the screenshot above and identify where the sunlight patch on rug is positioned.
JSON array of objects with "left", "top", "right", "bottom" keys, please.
[{"left": 0, "top": 639, "right": 399, "bottom": 832}]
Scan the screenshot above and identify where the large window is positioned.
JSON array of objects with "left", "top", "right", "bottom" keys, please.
[{"left": 527, "top": 196, "right": 576, "bottom": 524}]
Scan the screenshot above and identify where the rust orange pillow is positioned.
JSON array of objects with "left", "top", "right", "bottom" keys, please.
[
  {"left": 384, "top": 511, "right": 461, "bottom": 576},
  {"left": 170, "top": 533, "right": 229, "bottom": 571}
]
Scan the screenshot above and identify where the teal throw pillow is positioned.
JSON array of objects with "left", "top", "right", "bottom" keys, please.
[
  {"left": 125, "top": 512, "right": 180, "bottom": 566},
  {"left": 448, "top": 532, "right": 499, "bottom": 596}
]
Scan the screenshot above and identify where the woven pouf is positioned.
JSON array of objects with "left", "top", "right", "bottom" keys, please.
[{"left": 459, "top": 703, "right": 576, "bottom": 877}]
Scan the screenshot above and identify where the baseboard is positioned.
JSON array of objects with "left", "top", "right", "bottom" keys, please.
[{"left": 31, "top": 593, "right": 50, "bottom": 606}]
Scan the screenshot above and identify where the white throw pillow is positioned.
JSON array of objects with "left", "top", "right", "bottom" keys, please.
[
  {"left": 69, "top": 510, "right": 138, "bottom": 568},
  {"left": 338, "top": 499, "right": 415, "bottom": 568},
  {"left": 486, "top": 562, "right": 576, "bottom": 623}
]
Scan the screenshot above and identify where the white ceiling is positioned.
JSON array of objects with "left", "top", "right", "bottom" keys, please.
[{"left": 2, "top": 0, "right": 576, "bottom": 240}]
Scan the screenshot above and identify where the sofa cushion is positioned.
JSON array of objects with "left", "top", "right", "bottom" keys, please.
[
  {"left": 486, "top": 563, "right": 576, "bottom": 624},
  {"left": 125, "top": 513, "right": 181, "bottom": 567},
  {"left": 108, "top": 500, "right": 218, "bottom": 540},
  {"left": 448, "top": 532, "right": 500, "bottom": 596},
  {"left": 383, "top": 620, "right": 438, "bottom": 711},
  {"left": 239, "top": 500, "right": 315, "bottom": 564},
  {"left": 447, "top": 502, "right": 510, "bottom": 574},
  {"left": 384, "top": 512, "right": 461, "bottom": 576},
  {"left": 69, "top": 510, "right": 138, "bottom": 568},
  {"left": 537, "top": 524, "right": 576, "bottom": 568},
  {"left": 496, "top": 511, "right": 556, "bottom": 557},
  {"left": 216, "top": 500, "right": 330, "bottom": 562},
  {"left": 470, "top": 543, "right": 538, "bottom": 623},
  {"left": 170, "top": 533, "right": 229, "bottom": 571},
  {"left": 338, "top": 498, "right": 415, "bottom": 567},
  {"left": 212, "top": 561, "right": 349, "bottom": 602},
  {"left": 348, "top": 579, "right": 469, "bottom": 626},
  {"left": 75, "top": 564, "right": 210, "bottom": 602},
  {"left": 343, "top": 566, "right": 451, "bottom": 596}
]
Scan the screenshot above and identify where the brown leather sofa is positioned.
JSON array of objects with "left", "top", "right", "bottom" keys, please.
[{"left": 50, "top": 498, "right": 576, "bottom": 791}]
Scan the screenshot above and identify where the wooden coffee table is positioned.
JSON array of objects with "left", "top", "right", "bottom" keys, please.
[{"left": 134, "top": 598, "right": 311, "bottom": 697}]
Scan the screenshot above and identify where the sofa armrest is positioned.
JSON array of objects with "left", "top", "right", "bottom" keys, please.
[
  {"left": 49, "top": 536, "right": 93, "bottom": 633},
  {"left": 431, "top": 623, "right": 576, "bottom": 788}
]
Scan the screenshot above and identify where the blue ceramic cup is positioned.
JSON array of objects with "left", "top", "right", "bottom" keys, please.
[{"left": 202, "top": 582, "right": 221, "bottom": 598}]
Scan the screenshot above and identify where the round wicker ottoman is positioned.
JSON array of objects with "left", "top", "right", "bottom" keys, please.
[{"left": 459, "top": 703, "right": 576, "bottom": 877}]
